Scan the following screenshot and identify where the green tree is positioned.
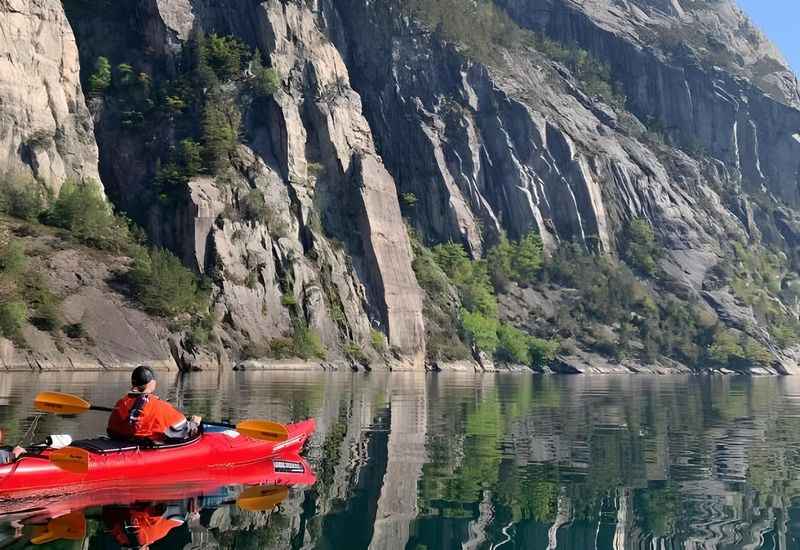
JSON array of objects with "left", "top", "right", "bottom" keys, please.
[
  {"left": 202, "top": 97, "right": 241, "bottom": 173},
  {"left": 178, "top": 139, "right": 203, "bottom": 176},
  {"left": 529, "top": 337, "right": 559, "bottom": 367},
  {"left": 88, "top": 56, "right": 112, "bottom": 93},
  {"left": 496, "top": 323, "right": 530, "bottom": 364},
  {"left": 510, "top": 232, "right": 543, "bottom": 283},
  {"left": 0, "top": 175, "right": 45, "bottom": 222},
  {"left": 625, "top": 218, "right": 659, "bottom": 276},
  {"left": 116, "top": 62, "right": 135, "bottom": 87},
  {"left": 461, "top": 310, "right": 499, "bottom": 354},
  {"left": 127, "top": 248, "right": 205, "bottom": 317},
  {"left": 251, "top": 54, "right": 280, "bottom": 97},
  {"left": 487, "top": 234, "right": 513, "bottom": 291},
  {"left": 206, "top": 34, "right": 247, "bottom": 81},
  {"left": 46, "top": 179, "right": 134, "bottom": 253},
  {"left": 0, "top": 301, "right": 27, "bottom": 340}
]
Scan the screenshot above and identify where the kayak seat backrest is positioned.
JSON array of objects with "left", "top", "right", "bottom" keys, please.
[{"left": 71, "top": 434, "right": 202, "bottom": 454}]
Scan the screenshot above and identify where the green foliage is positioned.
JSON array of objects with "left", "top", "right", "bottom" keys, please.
[
  {"left": 63, "top": 322, "right": 87, "bottom": 339},
  {"left": 529, "top": 337, "right": 559, "bottom": 368},
  {"left": 88, "top": 56, "right": 112, "bottom": 93},
  {"left": 461, "top": 310, "right": 499, "bottom": 354},
  {"left": 186, "top": 312, "right": 215, "bottom": 352},
  {"left": 404, "top": 0, "right": 527, "bottom": 63},
  {"left": 530, "top": 34, "right": 626, "bottom": 110},
  {"left": 401, "top": 192, "right": 418, "bottom": 208},
  {"left": 708, "top": 329, "right": 745, "bottom": 366},
  {"left": 0, "top": 238, "right": 27, "bottom": 277},
  {"left": 433, "top": 242, "right": 496, "bottom": 317},
  {"left": 344, "top": 342, "right": 368, "bottom": 364},
  {"left": 487, "top": 232, "right": 543, "bottom": 289},
  {"left": 0, "top": 174, "right": 46, "bottom": 222},
  {"left": 0, "top": 301, "right": 27, "bottom": 340},
  {"left": 22, "top": 272, "right": 61, "bottom": 332},
  {"left": 293, "top": 322, "right": 326, "bottom": 360},
  {"left": 46, "top": 179, "right": 135, "bottom": 253},
  {"left": 206, "top": 34, "right": 248, "bottom": 82},
  {"left": 624, "top": 218, "right": 660, "bottom": 276},
  {"left": 370, "top": 329, "right": 386, "bottom": 352},
  {"left": 281, "top": 292, "right": 298, "bottom": 307},
  {"left": 127, "top": 247, "right": 206, "bottom": 317},
  {"left": 115, "top": 63, "right": 136, "bottom": 87},
  {"left": 250, "top": 54, "right": 280, "bottom": 97},
  {"left": 202, "top": 96, "right": 241, "bottom": 173},
  {"left": 496, "top": 323, "right": 530, "bottom": 364},
  {"left": 511, "top": 233, "right": 544, "bottom": 282},
  {"left": 178, "top": 139, "right": 203, "bottom": 176}
]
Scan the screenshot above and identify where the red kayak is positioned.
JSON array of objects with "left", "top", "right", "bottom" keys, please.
[{"left": 0, "top": 419, "right": 315, "bottom": 497}]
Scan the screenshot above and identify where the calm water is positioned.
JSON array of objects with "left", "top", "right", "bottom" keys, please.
[{"left": 2, "top": 372, "right": 800, "bottom": 549}]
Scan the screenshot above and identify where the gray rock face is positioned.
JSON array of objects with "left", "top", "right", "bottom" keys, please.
[
  {"left": 497, "top": 0, "right": 800, "bottom": 207},
  {"left": 9, "top": 0, "right": 797, "bottom": 372},
  {"left": 83, "top": 0, "right": 425, "bottom": 367},
  {"left": 0, "top": 0, "right": 100, "bottom": 191}
]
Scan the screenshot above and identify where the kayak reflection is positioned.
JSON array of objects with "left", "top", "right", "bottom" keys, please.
[{"left": 0, "top": 455, "right": 315, "bottom": 548}]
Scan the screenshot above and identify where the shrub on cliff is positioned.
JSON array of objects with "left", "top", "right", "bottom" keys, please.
[
  {"left": 496, "top": 323, "right": 530, "bottom": 364},
  {"left": 202, "top": 97, "right": 241, "bottom": 173},
  {"left": 46, "top": 179, "right": 135, "bottom": 254},
  {"left": 127, "top": 247, "right": 207, "bottom": 317},
  {"left": 89, "top": 56, "right": 112, "bottom": 93},
  {"left": 250, "top": 54, "right": 280, "bottom": 97},
  {"left": 0, "top": 301, "right": 27, "bottom": 341},
  {"left": 0, "top": 174, "right": 46, "bottom": 222},
  {"left": 624, "top": 218, "right": 660, "bottom": 276},
  {"left": 461, "top": 310, "right": 499, "bottom": 354},
  {"left": 433, "top": 242, "right": 496, "bottom": 317}
]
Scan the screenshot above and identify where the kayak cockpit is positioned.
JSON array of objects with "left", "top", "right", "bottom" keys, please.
[{"left": 70, "top": 434, "right": 201, "bottom": 454}]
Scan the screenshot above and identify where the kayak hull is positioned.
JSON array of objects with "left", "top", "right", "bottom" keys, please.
[
  {"left": 0, "top": 419, "right": 315, "bottom": 496},
  {"left": 0, "top": 452, "right": 315, "bottom": 520}
]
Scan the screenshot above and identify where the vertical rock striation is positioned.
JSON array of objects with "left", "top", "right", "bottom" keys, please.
[{"left": 0, "top": 0, "right": 100, "bottom": 191}]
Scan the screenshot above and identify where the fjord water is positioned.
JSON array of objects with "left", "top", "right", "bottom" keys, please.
[{"left": 2, "top": 373, "right": 800, "bottom": 549}]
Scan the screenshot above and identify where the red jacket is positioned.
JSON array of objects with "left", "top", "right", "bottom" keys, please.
[
  {"left": 107, "top": 394, "right": 186, "bottom": 441},
  {"left": 104, "top": 505, "right": 183, "bottom": 547}
]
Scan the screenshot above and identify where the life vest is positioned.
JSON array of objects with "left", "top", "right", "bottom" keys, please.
[
  {"left": 107, "top": 393, "right": 186, "bottom": 441},
  {"left": 104, "top": 505, "right": 183, "bottom": 548}
]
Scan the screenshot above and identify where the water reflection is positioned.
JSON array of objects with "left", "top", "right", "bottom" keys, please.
[{"left": 3, "top": 373, "right": 800, "bottom": 548}]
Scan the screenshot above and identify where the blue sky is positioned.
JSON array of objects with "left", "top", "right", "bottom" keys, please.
[{"left": 737, "top": 0, "right": 799, "bottom": 74}]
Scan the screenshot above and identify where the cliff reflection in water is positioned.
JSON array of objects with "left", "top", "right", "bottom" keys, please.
[{"left": 3, "top": 372, "right": 800, "bottom": 548}]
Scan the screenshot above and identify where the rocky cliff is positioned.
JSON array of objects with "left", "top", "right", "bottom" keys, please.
[
  {"left": 0, "top": 0, "right": 100, "bottom": 191},
  {"left": 1, "top": 0, "right": 799, "bottom": 373}
]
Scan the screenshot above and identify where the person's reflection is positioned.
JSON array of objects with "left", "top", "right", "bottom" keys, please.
[{"left": 102, "top": 503, "right": 195, "bottom": 550}]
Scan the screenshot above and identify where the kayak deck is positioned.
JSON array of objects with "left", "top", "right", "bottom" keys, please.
[{"left": 0, "top": 419, "right": 315, "bottom": 496}]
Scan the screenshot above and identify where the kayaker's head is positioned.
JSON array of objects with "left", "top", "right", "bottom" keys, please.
[{"left": 131, "top": 365, "right": 157, "bottom": 394}]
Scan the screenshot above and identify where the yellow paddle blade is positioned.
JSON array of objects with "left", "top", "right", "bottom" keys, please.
[
  {"left": 34, "top": 392, "right": 92, "bottom": 415},
  {"left": 49, "top": 446, "right": 90, "bottom": 474},
  {"left": 237, "top": 485, "right": 289, "bottom": 512},
  {"left": 235, "top": 420, "right": 289, "bottom": 443},
  {"left": 31, "top": 511, "right": 86, "bottom": 544}
]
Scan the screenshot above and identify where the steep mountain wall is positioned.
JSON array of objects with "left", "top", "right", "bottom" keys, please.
[{"left": 2, "top": 0, "right": 799, "bottom": 372}]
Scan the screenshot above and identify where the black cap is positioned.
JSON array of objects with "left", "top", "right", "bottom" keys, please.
[{"left": 131, "top": 365, "right": 155, "bottom": 388}]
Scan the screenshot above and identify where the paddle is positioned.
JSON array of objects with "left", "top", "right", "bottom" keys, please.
[
  {"left": 30, "top": 511, "right": 86, "bottom": 545},
  {"left": 236, "top": 485, "right": 289, "bottom": 512},
  {"left": 34, "top": 391, "right": 289, "bottom": 442}
]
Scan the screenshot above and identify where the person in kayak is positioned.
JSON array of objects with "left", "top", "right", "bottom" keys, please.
[
  {"left": 0, "top": 429, "right": 25, "bottom": 464},
  {"left": 107, "top": 366, "right": 202, "bottom": 443}
]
